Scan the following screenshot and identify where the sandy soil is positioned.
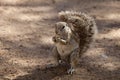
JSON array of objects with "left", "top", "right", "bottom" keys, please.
[{"left": 0, "top": 0, "right": 120, "bottom": 80}]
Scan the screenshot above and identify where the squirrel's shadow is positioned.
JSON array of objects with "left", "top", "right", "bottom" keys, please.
[{"left": 14, "top": 64, "right": 68, "bottom": 80}]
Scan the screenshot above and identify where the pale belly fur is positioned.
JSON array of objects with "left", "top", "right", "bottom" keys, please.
[{"left": 56, "top": 40, "right": 78, "bottom": 57}]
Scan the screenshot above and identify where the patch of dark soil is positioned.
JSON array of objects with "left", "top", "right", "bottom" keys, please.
[{"left": 14, "top": 65, "right": 68, "bottom": 80}]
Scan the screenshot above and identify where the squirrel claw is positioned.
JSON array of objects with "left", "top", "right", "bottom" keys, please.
[{"left": 67, "top": 67, "right": 75, "bottom": 74}]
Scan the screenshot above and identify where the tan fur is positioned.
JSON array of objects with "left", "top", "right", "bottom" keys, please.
[
  {"left": 52, "top": 22, "right": 79, "bottom": 74},
  {"left": 59, "top": 11, "right": 98, "bottom": 56},
  {"left": 52, "top": 11, "right": 98, "bottom": 74}
]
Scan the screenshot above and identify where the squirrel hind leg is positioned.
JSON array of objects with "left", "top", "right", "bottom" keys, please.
[
  {"left": 68, "top": 48, "right": 79, "bottom": 74},
  {"left": 51, "top": 46, "right": 61, "bottom": 66}
]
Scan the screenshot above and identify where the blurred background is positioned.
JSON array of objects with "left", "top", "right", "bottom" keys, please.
[{"left": 0, "top": 0, "right": 119, "bottom": 80}]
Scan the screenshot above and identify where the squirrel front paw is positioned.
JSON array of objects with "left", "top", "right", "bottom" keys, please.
[
  {"left": 52, "top": 37, "right": 68, "bottom": 45},
  {"left": 52, "top": 37, "right": 58, "bottom": 42},
  {"left": 52, "top": 37, "right": 62, "bottom": 43}
]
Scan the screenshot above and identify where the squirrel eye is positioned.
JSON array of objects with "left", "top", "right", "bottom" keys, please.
[
  {"left": 62, "top": 26, "right": 65, "bottom": 29},
  {"left": 60, "top": 26, "right": 65, "bottom": 31}
]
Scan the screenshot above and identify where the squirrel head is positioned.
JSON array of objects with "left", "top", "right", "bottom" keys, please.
[{"left": 54, "top": 22, "right": 72, "bottom": 39}]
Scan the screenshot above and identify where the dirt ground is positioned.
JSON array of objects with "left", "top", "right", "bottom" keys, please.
[{"left": 0, "top": 0, "right": 120, "bottom": 80}]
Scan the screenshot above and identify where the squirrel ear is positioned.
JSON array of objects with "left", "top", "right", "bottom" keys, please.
[
  {"left": 54, "top": 23, "right": 58, "bottom": 30},
  {"left": 66, "top": 23, "right": 68, "bottom": 26}
]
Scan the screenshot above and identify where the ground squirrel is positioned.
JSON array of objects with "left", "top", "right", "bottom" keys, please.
[
  {"left": 59, "top": 11, "right": 98, "bottom": 56},
  {"left": 52, "top": 11, "right": 98, "bottom": 74}
]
